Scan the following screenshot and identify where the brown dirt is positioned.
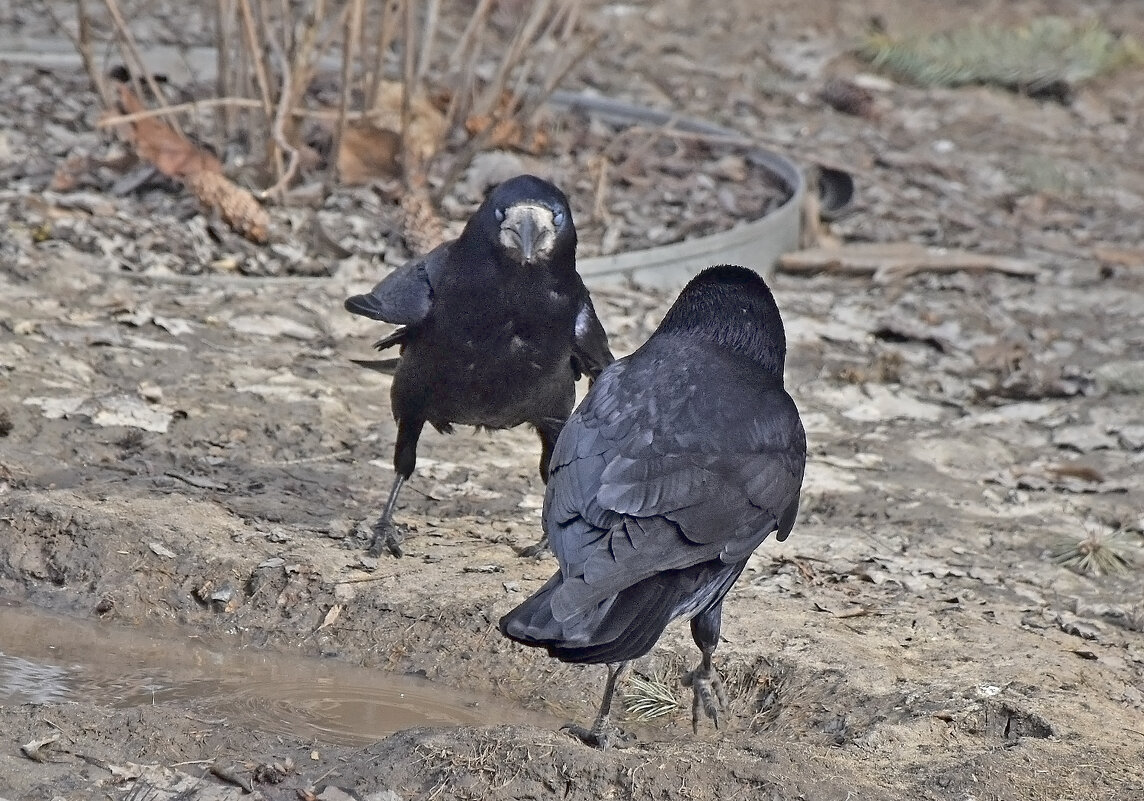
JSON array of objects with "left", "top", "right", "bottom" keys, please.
[{"left": 2, "top": 1, "right": 1144, "bottom": 799}]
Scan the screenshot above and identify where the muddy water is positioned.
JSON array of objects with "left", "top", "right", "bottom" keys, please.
[{"left": 0, "top": 602, "right": 543, "bottom": 745}]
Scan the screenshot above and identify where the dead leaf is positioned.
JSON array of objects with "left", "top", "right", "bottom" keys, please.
[
  {"left": 464, "top": 91, "right": 549, "bottom": 154},
  {"left": 465, "top": 114, "right": 549, "bottom": 154},
  {"left": 106, "top": 763, "right": 144, "bottom": 779},
  {"left": 112, "top": 84, "right": 220, "bottom": 178},
  {"left": 316, "top": 603, "right": 343, "bottom": 632},
  {"left": 108, "top": 85, "right": 268, "bottom": 244},
  {"left": 365, "top": 81, "right": 447, "bottom": 168},
  {"left": 149, "top": 542, "right": 177, "bottom": 558},
  {"left": 210, "top": 762, "right": 254, "bottom": 793},
  {"left": 20, "top": 732, "right": 60, "bottom": 762},
  {"left": 337, "top": 122, "right": 401, "bottom": 185}
]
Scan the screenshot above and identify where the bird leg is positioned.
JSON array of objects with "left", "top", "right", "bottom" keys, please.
[
  {"left": 368, "top": 417, "right": 424, "bottom": 558},
  {"left": 368, "top": 473, "right": 406, "bottom": 558},
  {"left": 516, "top": 419, "right": 562, "bottom": 558},
  {"left": 562, "top": 661, "right": 632, "bottom": 750},
  {"left": 681, "top": 603, "right": 729, "bottom": 732}
]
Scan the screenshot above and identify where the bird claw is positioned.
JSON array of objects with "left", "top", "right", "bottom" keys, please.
[
  {"left": 681, "top": 665, "right": 729, "bottom": 733},
  {"left": 368, "top": 520, "right": 404, "bottom": 559},
  {"left": 560, "top": 723, "right": 633, "bottom": 751}
]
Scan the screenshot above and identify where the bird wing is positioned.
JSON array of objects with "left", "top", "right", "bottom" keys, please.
[
  {"left": 544, "top": 338, "right": 805, "bottom": 624},
  {"left": 343, "top": 240, "right": 451, "bottom": 325},
  {"left": 570, "top": 288, "right": 614, "bottom": 381}
]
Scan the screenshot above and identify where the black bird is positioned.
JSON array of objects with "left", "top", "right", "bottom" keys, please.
[
  {"left": 499, "top": 265, "right": 806, "bottom": 747},
  {"left": 345, "top": 175, "right": 613, "bottom": 558}
]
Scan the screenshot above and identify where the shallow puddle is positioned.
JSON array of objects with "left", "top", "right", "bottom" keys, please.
[{"left": 0, "top": 602, "right": 542, "bottom": 745}]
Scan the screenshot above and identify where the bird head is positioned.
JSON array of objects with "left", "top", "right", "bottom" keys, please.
[
  {"left": 657, "top": 265, "right": 788, "bottom": 375},
  {"left": 481, "top": 175, "right": 575, "bottom": 267}
]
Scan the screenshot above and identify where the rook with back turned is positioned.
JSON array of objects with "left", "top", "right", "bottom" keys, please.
[
  {"left": 345, "top": 175, "right": 613, "bottom": 558},
  {"left": 499, "top": 264, "right": 806, "bottom": 747}
]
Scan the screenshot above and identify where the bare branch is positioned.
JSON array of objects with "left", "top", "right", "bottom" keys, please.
[
  {"left": 261, "top": 30, "right": 300, "bottom": 200},
  {"left": 414, "top": 0, "right": 442, "bottom": 86},
  {"left": 369, "top": 0, "right": 403, "bottom": 112},
  {"left": 400, "top": 0, "right": 417, "bottom": 182},
  {"left": 335, "top": 0, "right": 365, "bottom": 181},
  {"left": 53, "top": 0, "right": 115, "bottom": 109},
  {"left": 100, "top": 0, "right": 180, "bottom": 133}
]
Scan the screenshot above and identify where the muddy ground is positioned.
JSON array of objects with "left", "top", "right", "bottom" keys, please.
[{"left": 2, "top": 0, "right": 1144, "bottom": 799}]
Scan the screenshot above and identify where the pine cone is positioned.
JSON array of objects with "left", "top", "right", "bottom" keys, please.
[
  {"left": 819, "top": 78, "right": 876, "bottom": 118},
  {"left": 399, "top": 179, "right": 445, "bottom": 255},
  {"left": 186, "top": 171, "right": 270, "bottom": 244}
]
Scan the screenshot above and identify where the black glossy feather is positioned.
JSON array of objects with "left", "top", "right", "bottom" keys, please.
[
  {"left": 500, "top": 265, "right": 806, "bottom": 664},
  {"left": 343, "top": 241, "right": 451, "bottom": 324},
  {"left": 343, "top": 174, "right": 614, "bottom": 557}
]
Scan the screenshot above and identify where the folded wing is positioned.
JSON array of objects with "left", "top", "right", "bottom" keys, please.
[{"left": 344, "top": 241, "right": 451, "bottom": 325}]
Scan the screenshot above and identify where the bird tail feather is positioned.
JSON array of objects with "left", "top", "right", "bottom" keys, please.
[{"left": 500, "top": 573, "right": 684, "bottom": 665}]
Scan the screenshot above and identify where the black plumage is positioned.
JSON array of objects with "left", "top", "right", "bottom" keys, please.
[
  {"left": 499, "top": 264, "right": 806, "bottom": 747},
  {"left": 345, "top": 175, "right": 613, "bottom": 557}
]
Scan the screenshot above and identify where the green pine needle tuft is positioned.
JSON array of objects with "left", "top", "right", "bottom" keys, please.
[
  {"left": 623, "top": 673, "right": 681, "bottom": 721},
  {"left": 1051, "top": 529, "right": 1133, "bottom": 577},
  {"left": 859, "top": 18, "right": 1142, "bottom": 96}
]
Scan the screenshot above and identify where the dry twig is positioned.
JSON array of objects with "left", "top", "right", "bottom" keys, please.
[
  {"left": 778, "top": 243, "right": 1040, "bottom": 283},
  {"left": 260, "top": 29, "right": 301, "bottom": 200},
  {"left": 101, "top": 0, "right": 180, "bottom": 132},
  {"left": 72, "top": 0, "right": 599, "bottom": 233}
]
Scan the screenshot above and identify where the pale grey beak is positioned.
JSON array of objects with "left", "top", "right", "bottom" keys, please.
[{"left": 514, "top": 214, "right": 540, "bottom": 264}]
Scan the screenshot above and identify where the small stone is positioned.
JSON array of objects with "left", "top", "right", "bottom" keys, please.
[{"left": 148, "top": 542, "right": 176, "bottom": 559}]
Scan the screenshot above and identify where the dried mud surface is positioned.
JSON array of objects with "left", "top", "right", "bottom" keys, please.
[{"left": 2, "top": 1, "right": 1144, "bottom": 799}]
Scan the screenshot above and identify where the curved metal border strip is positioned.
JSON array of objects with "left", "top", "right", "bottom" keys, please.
[{"left": 548, "top": 91, "right": 805, "bottom": 287}]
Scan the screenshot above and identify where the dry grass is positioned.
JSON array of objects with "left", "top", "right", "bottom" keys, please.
[{"left": 70, "top": 0, "right": 600, "bottom": 202}]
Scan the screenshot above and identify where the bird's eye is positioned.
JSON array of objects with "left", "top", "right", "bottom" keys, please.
[
  {"left": 495, "top": 208, "right": 505, "bottom": 223},
  {"left": 553, "top": 208, "right": 565, "bottom": 226}
]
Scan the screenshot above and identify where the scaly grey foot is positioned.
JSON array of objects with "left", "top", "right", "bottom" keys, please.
[
  {"left": 369, "top": 520, "right": 404, "bottom": 558},
  {"left": 561, "top": 722, "right": 633, "bottom": 751},
  {"left": 681, "top": 664, "right": 729, "bottom": 733}
]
